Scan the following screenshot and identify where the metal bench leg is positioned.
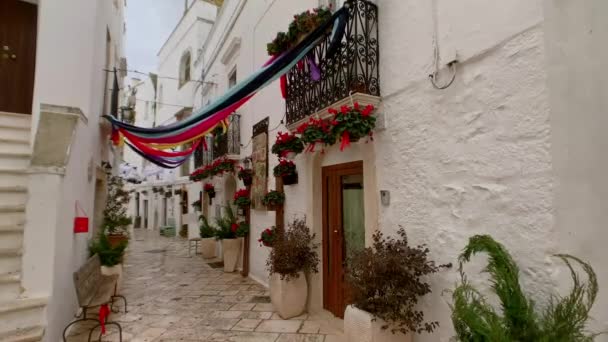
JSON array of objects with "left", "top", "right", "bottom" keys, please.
[
  {"left": 62, "top": 318, "right": 100, "bottom": 342},
  {"left": 111, "top": 294, "right": 128, "bottom": 313},
  {"left": 87, "top": 321, "right": 122, "bottom": 342}
]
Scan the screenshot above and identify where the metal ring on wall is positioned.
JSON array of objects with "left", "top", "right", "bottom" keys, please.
[{"left": 429, "top": 61, "right": 457, "bottom": 90}]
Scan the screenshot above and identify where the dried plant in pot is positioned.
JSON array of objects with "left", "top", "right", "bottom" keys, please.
[
  {"left": 450, "top": 235, "right": 603, "bottom": 342},
  {"left": 262, "top": 190, "right": 285, "bottom": 211},
  {"left": 267, "top": 219, "right": 319, "bottom": 319},
  {"left": 345, "top": 227, "right": 450, "bottom": 342}
]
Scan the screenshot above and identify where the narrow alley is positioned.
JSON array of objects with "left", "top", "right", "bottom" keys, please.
[{"left": 66, "top": 230, "right": 344, "bottom": 342}]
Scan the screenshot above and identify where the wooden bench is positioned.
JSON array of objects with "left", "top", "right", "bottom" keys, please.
[{"left": 62, "top": 254, "right": 126, "bottom": 342}]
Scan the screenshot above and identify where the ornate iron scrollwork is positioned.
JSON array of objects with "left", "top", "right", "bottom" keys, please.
[{"left": 285, "top": 0, "right": 379, "bottom": 125}]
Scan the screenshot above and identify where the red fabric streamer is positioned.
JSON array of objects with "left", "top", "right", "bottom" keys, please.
[
  {"left": 120, "top": 129, "right": 202, "bottom": 157},
  {"left": 340, "top": 131, "right": 350, "bottom": 151},
  {"left": 280, "top": 75, "right": 287, "bottom": 99},
  {"left": 98, "top": 304, "right": 110, "bottom": 335}
]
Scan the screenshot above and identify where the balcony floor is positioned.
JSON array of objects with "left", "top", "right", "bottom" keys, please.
[{"left": 66, "top": 229, "right": 344, "bottom": 342}]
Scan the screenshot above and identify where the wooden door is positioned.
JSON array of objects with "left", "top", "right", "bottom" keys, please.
[
  {"left": 322, "top": 161, "right": 365, "bottom": 318},
  {"left": 0, "top": 0, "right": 37, "bottom": 114}
]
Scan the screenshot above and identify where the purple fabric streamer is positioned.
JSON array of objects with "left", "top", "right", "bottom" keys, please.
[{"left": 308, "top": 56, "right": 321, "bottom": 81}]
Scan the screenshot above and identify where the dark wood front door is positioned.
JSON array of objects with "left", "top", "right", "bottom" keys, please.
[
  {"left": 322, "top": 161, "right": 365, "bottom": 318},
  {"left": 0, "top": 0, "right": 37, "bottom": 114}
]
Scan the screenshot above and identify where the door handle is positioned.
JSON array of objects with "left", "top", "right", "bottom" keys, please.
[{"left": 10, "top": 54, "right": 16, "bottom": 60}]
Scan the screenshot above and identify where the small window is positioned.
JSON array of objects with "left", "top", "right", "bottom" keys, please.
[
  {"left": 228, "top": 68, "right": 237, "bottom": 89},
  {"left": 179, "top": 51, "right": 192, "bottom": 87}
]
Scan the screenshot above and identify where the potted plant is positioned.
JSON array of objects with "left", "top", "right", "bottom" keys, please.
[
  {"left": 88, "top": 229, "right": 128, "bottom": 285},
  {"left": 273, "top": 159, "right": 298, "bottom": 185},
  {"left": 233, "top": 188, "right": 251, "bottom": 208},
  {"left": 329, "top": 103, "right": 376, "bottom": 151},
  {"left": 345, "top": 228, "right": 450, "bottom": 342},
  {"left": 102, "top": 174, "right": 132, "bottom": 247},
  {"left": 199, "top": 215, "right": 217, "bottom": 259},
  {"left": 450, "top": 235, "right": 602, "bottom": 341},
  {"left": 214, "top": 205, "right": 241, "bottom": 272},
  {"left": 211, "top": 157, "right": 236, "bottom": 177},
  {"left": 296, "top": 117, "right": 335, "bottom": 153},
  {"left": 267, "top": 6, "right": 332, "bottom": 56},
  {"left": 262, "top": 190, "right": 285, "bottom": 211},
  {"left": 258, "top": 226, "right": 276, "bottom": 247},
  {"left": 238, "top": 167, "right": 254, "bottom": 187},
  {"left": 191, "top": 199, "right": 202, "bottom": 212},
  {"left": 267, "top": 219, "right": 319, "bottom": 318},
  {"left": 271, "top": 131, "right": 304, "bottom": 159},
  {"left": 204, "top": 183, "right": 216, "bottom": 203}
]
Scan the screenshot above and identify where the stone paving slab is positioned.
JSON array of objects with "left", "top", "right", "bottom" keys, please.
[{"left": 66, "top": 229, "right": 344, "bottom": 341}]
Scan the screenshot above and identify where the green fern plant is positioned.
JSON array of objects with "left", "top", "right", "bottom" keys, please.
[{"left": 450, "top": 235, "right": 602, "bottom": 342}]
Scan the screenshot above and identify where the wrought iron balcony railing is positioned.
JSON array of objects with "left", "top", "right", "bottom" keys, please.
[
  {"left": 285, "top": 0, "right": 379, "bottom": 126},
  {"left": 194, "top": 113, "right": 241, "bottom": 168}
]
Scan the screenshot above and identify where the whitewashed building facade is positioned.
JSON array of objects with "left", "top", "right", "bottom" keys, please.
[
  {"left": 0, "top": 0, "right": 127, "bottom": 341},
  {"left": 127, "top": 0, "right": 608, "bottom": 340}
]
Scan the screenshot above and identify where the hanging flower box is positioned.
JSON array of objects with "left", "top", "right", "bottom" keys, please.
[
  {"left": 271, "top": 131, "right": 304, "bottom": 159},
  {"left": 267, "top": 6, "right": 332, "bottom": 57},
  {"left": 329, "top": 103, "right": 376, "bottom": 151},
  {"left": 296, "top": 117, "right": 336, "bottom": 153},
  {"left": 233, "top": 188, "right": 251, "bottom": 208},
  {"left": 259, "top": 226, "right": 276, "bottom": 247},
  {"left": 262, "top": 190, "right": 285, "bottom": 211},
  {"left": 238, "top": 167, "right": 254, "bottom": 187},
  {"left": 273, "top": 159, "right": 298, "bottom": 186},
  {"left": 204, "top": 183, "right": 216, "bottom": 204}
]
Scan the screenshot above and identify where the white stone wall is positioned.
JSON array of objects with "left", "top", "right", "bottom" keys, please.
[
  {"left": 22, "top": 0, "right": 127, "bottom": 341},
  {"left": 127, "top": 0, "right": 608, "bottom": 338}
]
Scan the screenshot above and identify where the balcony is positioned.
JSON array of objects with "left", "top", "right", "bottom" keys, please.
[
  {"left": 194, "top": 113, "right": 241, "bottom": 168},
  {"left": 285, "top": 0, "right": 380, "bottom": 127}
]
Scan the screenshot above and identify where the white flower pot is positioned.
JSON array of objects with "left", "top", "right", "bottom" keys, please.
[
  {"left": 101, "top": 264, "right": 123, "bottom": 290},
  {"left": 222, "top": 238, "right": 241, "bottom": 272},
  {"left": 270, "top": 272, "right": 307, "bottom": 319},
  {"left": 344, "top": 305, "right": 412, "bottom": 342},
  {"left": 200, "top": 237, "right": 216, "bottom": 259}
]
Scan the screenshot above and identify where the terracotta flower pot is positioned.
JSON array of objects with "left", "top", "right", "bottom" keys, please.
[
  {"left": 270, "top": 272, "right": 307, "bottom": 319},
  {"left": 200, "top": 237, "right": 216, "bottom": 259},
  {"left": 282, "top": 173, "right": 298, "bottom": 186},
  {"left": 107, "top": 234, "right": 128, "bottom": 248},
  {"left": 344, "top": 305, "right": 412, "bottom": 342},
  {"left": 222, "top": 238, "right": 241, "bottom": 272}
]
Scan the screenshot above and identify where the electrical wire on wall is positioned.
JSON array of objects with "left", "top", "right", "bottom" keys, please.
[{"left": 428, "top": 0, "right": 457, "bottom": 90}]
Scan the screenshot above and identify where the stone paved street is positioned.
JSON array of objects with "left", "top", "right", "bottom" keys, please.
[{"left": 67, "top": 230, "right": 344, "bottom": 342}]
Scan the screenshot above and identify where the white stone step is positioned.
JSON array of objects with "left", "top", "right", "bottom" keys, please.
[
  {"left": 0, "top": 169, "right": 28, "bottom": 188},
  {"left": 0, "top": 274, "right": 21, "bottom": 302},
  {"left": 0, "top": 248, "right": 22, "bottom": 275},
  {"left": 0, "top": 231, "right": 23, "bottom": 250},
  {"left": 0, "top": 297, "right": 47, "bottom": 336},
  {"left": 0, "top": 138, "right": 30, "bottom": 155},
  {"left": 0, "top": 326, "right": 44, "bottom": 342},
  {"left": 0, "top": 153, "right": 30, "bottom": 170},
  {"left": 0, "top": 112, "right": 31, "bottom": 130},
  {"left": 0, "top": 186, "right": 27, "bottom": 207},
  {"left": 0, "top": 125, "right": 30, "bottom": 142},
  {"left": 0, "top": 205, "right": 26, "bottom": 227}
]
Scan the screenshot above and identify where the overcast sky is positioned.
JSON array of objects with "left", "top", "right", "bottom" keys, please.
[{"left": 126, "top": 0, "right": 191, "bottom": 75}]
